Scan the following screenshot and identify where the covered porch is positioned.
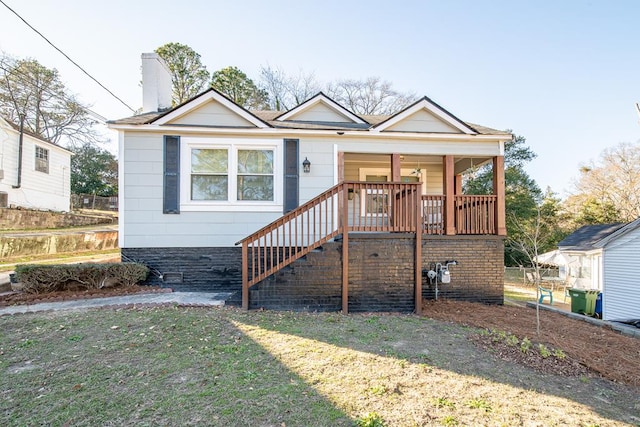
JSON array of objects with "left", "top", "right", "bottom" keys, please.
[
  {"left": 238, "top": 152, "right": 506, "bottom": 313},
  {"left": 339, "top": 152, "right": 506, "bottom": 236}
]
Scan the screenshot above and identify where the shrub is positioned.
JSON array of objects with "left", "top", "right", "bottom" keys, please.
[{"left": 14, "top": 263, "right": 149, "bottom": 294}]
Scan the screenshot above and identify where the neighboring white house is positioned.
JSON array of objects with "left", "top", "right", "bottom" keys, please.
[
  {"left": 557, "top": 223, "right": 624, "bottom": 291},
  {"left": 592, "top": 218, "right": 640, "bottom": 322},
  {"left": 557, "top": 221, "right": 640, "bottom": 321},
  {"left": 0, "top": 117, "right": 72, "bottom": 212}
]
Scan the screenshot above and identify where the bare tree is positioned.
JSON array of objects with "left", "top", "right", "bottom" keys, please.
[
  {"left": 0, "top": 54, "right": 102, "bottom": 145},
  {"left": 571, "top": 142, "right": 640, "bottom": 223},
  {"left": 508, "top": 207, "right": 546, "bottom": 335},
  {"left": 325, "top": 76, "right": 416, "bottom": 115},
  {"left": 260, "top": 65, "right": 322, "bottom": 111}
]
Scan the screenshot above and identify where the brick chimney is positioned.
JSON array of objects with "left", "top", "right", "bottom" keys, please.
[{"left": 141, "top": 52, "right": 172, "bottom": 112}]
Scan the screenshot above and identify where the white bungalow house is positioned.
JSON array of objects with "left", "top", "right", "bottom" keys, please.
[
  {"left": 557, "top": 220, "right": 640, "bottom": 322},
  {"left": 108, "top": 53, "right": 511, "bottom": 313},
  {"left": 0, "top": 116, "right": 72, "bottom": 212}
]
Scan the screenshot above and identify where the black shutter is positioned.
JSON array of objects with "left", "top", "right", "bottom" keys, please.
[
  {"left": 283, "top": 139, "right": 299, "bottom": 213},
  {"left": 163, "top": 136, "right": 180, "bottom": 214}
]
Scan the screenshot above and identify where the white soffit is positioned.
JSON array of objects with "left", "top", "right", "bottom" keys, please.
[
  {"left": 276, "top": 92, "right": 367, "bottom": 124},
  {"left": 152, "top": 89, "right": 270, "bottom": 128},
  {"left": 372, "top": 97, "right": 477, "bottom": 134}
]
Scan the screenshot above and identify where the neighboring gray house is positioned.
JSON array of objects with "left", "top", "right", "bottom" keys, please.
[
  {"left": 558, "top": 221, "right": 640, "bottom": 321},
  {"left": 592, "top": 218, "right": 640, "bottom": 322},
  {"left": 107, "top": 53, "right": 512, "bottom": 313}
]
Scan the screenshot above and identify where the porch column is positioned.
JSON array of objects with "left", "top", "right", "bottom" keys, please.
[
  {"left": 493, "top": 156, "right": 507, "bottom": 236},
  {"left": 454, "top": 174, "right": 463, "bottom": 195},
  {"left": 443, "top": 155, "right": 456, "bottom": 235},
  {"left": 341, "top": 186, "right": 349, "bottom": 313},
  {"left": 337, "top": 151, "right": 345, "bottom": 182},
  {"left": 391, "top": 153, "right": 401, "bottom": 182}
]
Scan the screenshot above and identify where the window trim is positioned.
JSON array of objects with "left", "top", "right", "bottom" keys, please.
[
  {"left": 35, "top": 145, "right": 49, "bottom": 174},
  {"left": 180, "top": 137, "right": 283, "bottom": 212}
]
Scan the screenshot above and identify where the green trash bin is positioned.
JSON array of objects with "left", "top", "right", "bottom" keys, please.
[
  {"left": 568, "top": 288, "right": 587, "bottom": 314},
  {"left": 585, "top": 290, "right": 599, "bottom": 316}
]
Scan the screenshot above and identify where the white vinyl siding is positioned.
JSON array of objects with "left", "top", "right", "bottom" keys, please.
[
  {"left": 0, "top": 123, "right": 70, "bottom": 212},
  {"left": 602, "top": 228, "right": 640, "bottom": 321},
  {"left": 287, "top": 102, "right": 354, "bottom": 123},
  {"left": 169, "top": 101, "right": 256, "bottom": 127},
  {"left": 386, "top": 109, "right": 462, "bottom": 133},
  {"left": 119, "top": 130, "right": 504, "bottom": 248}
]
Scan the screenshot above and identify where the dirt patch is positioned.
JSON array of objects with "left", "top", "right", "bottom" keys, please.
[
  {"left": 0, "top": 285, "right": 170, "bottom": 307},
  {"left": 423, "top": 299, "right": 640, "bottom": 387}
]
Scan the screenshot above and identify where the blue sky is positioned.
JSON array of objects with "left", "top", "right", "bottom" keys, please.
[{"left": 1, "top": 0, "right": 638, "bottom": 198}]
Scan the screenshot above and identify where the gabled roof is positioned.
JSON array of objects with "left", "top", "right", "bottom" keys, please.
[
  {"left": 149, "top": 88, "right": 271, "bottom": 128},
  {"left": 274, "top": 92, "right": 367, "bottom": 124},
  {"left": 558, "top": 223, "right": 625, "bottom": 251},
  {"left": 1, "top": 117, "right": 72, "bottom": 154},
  {"left": 371, "top": 96, "right": 478, "bottom": 134},
  {"left": 109, "top": 90, "right": 510, "bottom": 137},
  {"left": 593, "top": 217, "right": 640, "bottom": 248}
]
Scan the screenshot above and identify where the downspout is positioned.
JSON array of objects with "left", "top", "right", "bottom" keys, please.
[{"left": 12, "top": 114, "right": 24, "bottom": 189}]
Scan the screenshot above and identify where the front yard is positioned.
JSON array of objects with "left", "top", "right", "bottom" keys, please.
[{"left": 1, "top": 305, "right": 638, "bottom": 426}]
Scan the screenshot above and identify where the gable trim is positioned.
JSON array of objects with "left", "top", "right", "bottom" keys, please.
[
  {"left": 594, "top": 218, "right": 640, "bottom": 248},
  {"left": 151, "top": 88, "right": 271, "bottom": 128},
  {"left": 275, "top": 92, "right": 368, "bottom": 124},
  {"left": 371, "top": 97, "right": 477, "bottom": 134}
]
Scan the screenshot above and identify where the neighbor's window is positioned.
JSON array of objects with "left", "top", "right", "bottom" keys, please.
[
  {"left": 35, "top": 146, "right": 49, "bottom": 173},
  {"left": 191, "top": 148, "right": 228, "bottom": 200},
  {"left": 237, "top": 149, "right": 274, "bottom": 201}
]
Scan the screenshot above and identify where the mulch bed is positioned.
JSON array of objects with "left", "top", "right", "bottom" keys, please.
[{"left": 423, "top": 299, "right": 640, "bottom": 387}]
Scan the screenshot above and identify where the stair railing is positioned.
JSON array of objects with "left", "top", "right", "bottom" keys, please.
[{"left": 236, "top": 181, "right": 422, "bottom": 308}]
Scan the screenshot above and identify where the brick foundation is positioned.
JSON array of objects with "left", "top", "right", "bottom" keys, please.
[{"left": 124, "top": 234, "right": 504, "bottom": 312}]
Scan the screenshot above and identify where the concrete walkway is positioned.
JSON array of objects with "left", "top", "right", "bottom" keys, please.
[{"left": 0, "top": 292, "right": 232, "bottom": 316}]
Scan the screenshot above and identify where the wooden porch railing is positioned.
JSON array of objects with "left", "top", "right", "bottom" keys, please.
[
  {"left": 236, "top": 182, "right": 422, "bottom": 309},
  {"left": 237, "top": 182, "right": 499, "bottom": 310},
  {"left": 455, "top": 195, "right": 497, "bottom": 235}
]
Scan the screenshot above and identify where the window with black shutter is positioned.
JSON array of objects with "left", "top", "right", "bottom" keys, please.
[{"left": 163, "top": 136, "right": 180, "bottom": 214}]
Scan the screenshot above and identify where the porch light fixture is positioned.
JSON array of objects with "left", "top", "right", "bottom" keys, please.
[{"left": 302, "top": 157, "right": 311, "bottom": 173}]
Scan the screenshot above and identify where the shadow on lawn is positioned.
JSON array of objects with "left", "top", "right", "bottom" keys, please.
[{"left": 230, "top": 309, "right": 639, "bottom": 426}]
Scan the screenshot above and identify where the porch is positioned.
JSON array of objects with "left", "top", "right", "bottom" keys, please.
[{"left": 238, "top": 151, "right": 506, "bottom": 314}]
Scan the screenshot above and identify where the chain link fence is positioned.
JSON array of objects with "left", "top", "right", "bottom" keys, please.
[{"left": 71, "top": 194, "right": 118, "bottom": 211}]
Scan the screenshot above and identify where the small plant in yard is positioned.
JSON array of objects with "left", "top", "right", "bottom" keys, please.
[
  {"left": 553, "top": 349, "right": 566, "bottom": 359},
  {"left": 505, "top": 333, "right": 519, "bottom": 347},
  {"left": 519, "top": 337, "right": 532, "bottom": 353},
  {"left": 467, "top": 398, "right": 492, "bottom": 413},
  {"left": 538, "top": 343, "right": 551, "bottom": 358},
  {"left": 432, "top": 397, "right": 456, "bottom": 409},
  {"left": 441, "top": 415, "right": 459, "bottom": 426},
  {"left": 367, "top": 385, "right": 387, "bottom": 396},
  {"left": 356, "top": 411, "right": 385, "bottom": 427}
]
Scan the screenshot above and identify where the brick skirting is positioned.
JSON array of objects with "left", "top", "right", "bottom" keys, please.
[{"left": 124, "top": 234, "right": 504, "bottom": 312}]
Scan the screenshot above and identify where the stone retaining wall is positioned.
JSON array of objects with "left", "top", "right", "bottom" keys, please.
[{"left": 0, "top": 207, "right": 116, "bottom": 230}]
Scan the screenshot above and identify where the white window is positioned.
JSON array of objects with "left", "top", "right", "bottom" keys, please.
[
  {"left": 181, "top": 138, "right": 282, "bottom": 212},
  {"left": 35, "top": 146, "right": 49, "bottom": 173}
]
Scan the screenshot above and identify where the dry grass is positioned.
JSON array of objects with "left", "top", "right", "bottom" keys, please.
[{"left": 1, "top": 306, "right": 638, "bottom": 426}]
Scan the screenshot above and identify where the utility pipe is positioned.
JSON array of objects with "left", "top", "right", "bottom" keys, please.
[{"left": 12, "top": 114, "right": 24, "bottom": 189}]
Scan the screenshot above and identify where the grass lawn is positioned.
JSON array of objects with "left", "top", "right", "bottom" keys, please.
[{"left": 1, "top": 306, "right": 638, "bottom": 426}]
